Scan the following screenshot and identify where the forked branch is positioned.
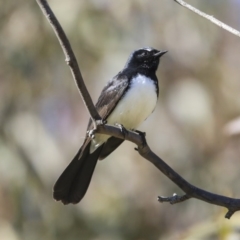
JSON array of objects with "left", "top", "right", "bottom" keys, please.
[{"left": 36, "top": 0, "right": 240, "bottom": 219}]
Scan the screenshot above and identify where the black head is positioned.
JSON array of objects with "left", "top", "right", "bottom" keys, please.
[{"left": 125, "top": 47, "right": 167, "bottom": 72}]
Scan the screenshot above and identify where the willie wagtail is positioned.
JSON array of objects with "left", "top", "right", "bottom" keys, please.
[{"left": 53, "top": 47, "right": 167, "bottom": 204}]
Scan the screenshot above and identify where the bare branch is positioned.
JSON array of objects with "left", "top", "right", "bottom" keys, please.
[
  {"left": 96, "top": 125, "right": 240, "bottom": 219},
  {"left": 174, "top": 0, "right": 240, "bottom": 38},
  {"left": 36, "top": 0, "right": 240, "bottom": 219},
  {"left": 36, "top": 0, "right": 101, "bottom": 127}
]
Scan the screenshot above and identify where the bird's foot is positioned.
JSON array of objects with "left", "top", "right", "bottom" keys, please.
[
  {"left": 134, "top": 130, "right": 147, "bottom": 151},
  {"left": 88, "top": 119, "right": 107, "bottom": 139},
  {"left": 115, "top": 123, "right": 127, "bottom": 139},
  {"left": 87, "top": 129, "right": 96, "bottom": 139}
]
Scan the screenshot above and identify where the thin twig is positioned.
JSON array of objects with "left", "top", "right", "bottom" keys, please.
[
  {"left": 174, "top": 0, "right": 240, "bottom": 38},
  {"left": 36, "top": 0, "right": 101, "bottom": 127},
  {"left": 36, "top": 0, "right": 240, "bottom": 219}
]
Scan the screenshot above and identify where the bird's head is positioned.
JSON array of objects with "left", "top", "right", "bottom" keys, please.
[{"left": 125, "top": 47, "right": 167, "bottom": 72}]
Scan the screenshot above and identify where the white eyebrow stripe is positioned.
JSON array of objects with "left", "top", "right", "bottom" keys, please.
[{"left": 144, "top": 47, "right": 152, "bottom": 52}]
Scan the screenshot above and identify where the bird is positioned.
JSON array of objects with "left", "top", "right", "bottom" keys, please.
[{"left": 53, "top": 47, "right": 167, "bottom": 204}]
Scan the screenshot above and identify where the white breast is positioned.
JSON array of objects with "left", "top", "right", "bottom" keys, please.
[
  {"left": 90, "top": 74, "right": 158, "bottom": 152},
  {"left": 107, "top": 74, "right": 157, "bottom": 128}
]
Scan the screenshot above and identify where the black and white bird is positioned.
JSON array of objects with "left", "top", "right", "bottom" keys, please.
[{"left": 53, "top": 47, "right": 167, "bottom": 204}]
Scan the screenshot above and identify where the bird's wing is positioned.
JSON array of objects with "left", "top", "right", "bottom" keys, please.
[
  {"left": 96, "top": 74, "right": 129, "bottom": 119},
  {"left": 87, "top": 74, "right": 129, "bottom": 130}
]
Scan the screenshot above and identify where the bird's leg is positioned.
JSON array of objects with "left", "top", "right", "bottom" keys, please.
[{"left": 115, "top": 123, "right": 127, "bottom": 139}]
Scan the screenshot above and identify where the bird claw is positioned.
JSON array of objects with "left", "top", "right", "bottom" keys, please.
[
  {"left": 134, "top": 130, "right": 147, "bottom": 151},
  {"left": 87, "top": 129, "right": 96, "bottom": 139},
  {"left": 88, "top": 119, "right": 107, "bottom": 139}
]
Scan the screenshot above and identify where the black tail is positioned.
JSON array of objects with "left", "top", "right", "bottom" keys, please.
[{"left": 53, "top": 142, "right": 103, "bottom": 204}]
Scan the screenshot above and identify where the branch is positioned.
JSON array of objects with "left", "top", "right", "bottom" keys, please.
[
  {"left": 36, "top": 0, "right": 240, "bottom": 219},
  {"left": 174, "top": 0, "right": 240, "bottom": 38},
  {"left": 96, "top": 125, "right": 240, "bottom": 219},
  {"left": 36, "top": 0, "right": 102, "bottom": 128}
]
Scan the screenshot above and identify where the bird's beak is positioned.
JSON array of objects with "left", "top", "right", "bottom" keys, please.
[{"left": 154, "top": 50, "right": 168, "bottom": 58}]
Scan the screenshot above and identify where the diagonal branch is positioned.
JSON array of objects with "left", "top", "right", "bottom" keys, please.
[
  {"left": 96, "top": 125, "right": 240, "bottom": 219},
  {"left": 36, "top": 0, "right": 240, "bottom": 219},
  {"left": 174, "top": 0, "right": 240, "bottom": 38},
  {"left": 36, "top": 0, "right": 102, "bottom": 128}
]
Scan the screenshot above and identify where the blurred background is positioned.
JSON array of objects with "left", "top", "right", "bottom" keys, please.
[{"left": 1, "top": 0, "right": 240, "bottom": 239}]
